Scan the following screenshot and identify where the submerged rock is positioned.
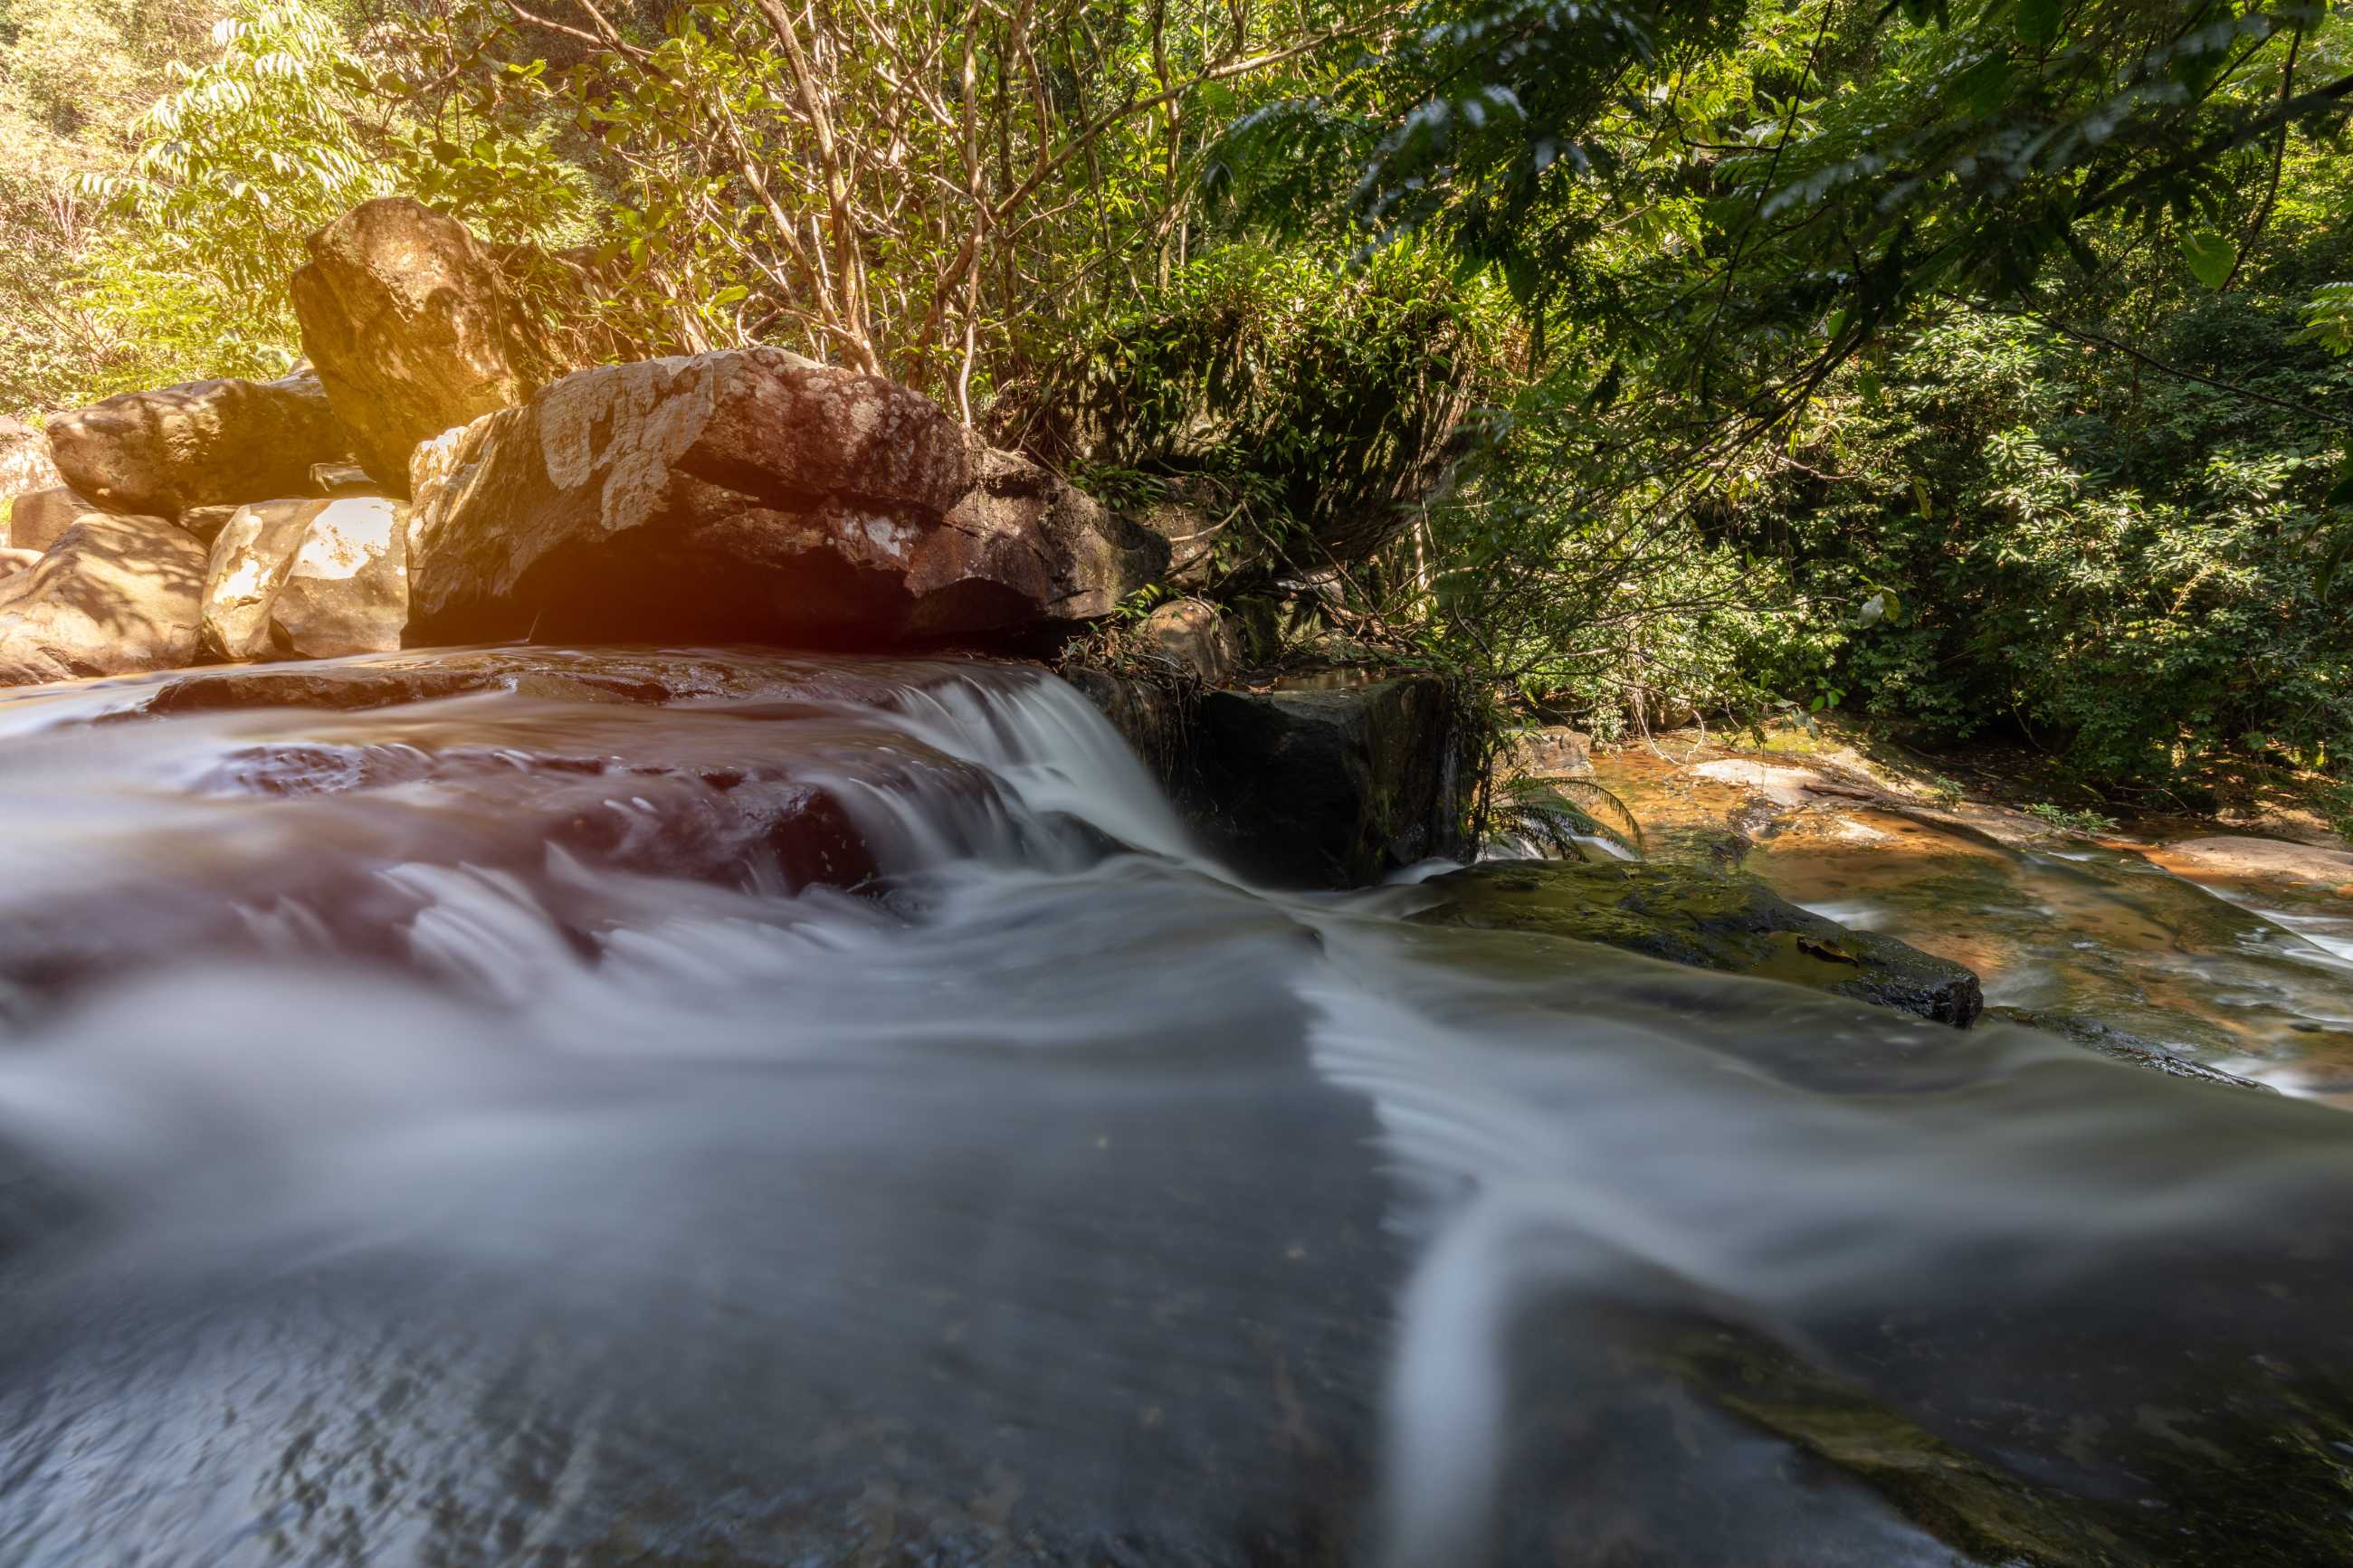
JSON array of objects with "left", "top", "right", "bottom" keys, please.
[
  {"left": 2149, "top": 834, "right": 2353, "bottom": 892},
  {"left": 403, "top": 348, "right": 1165, "bottom": 648},
  {"left": 1413, "top": 859, "right": 1985, "bottom": 1025},
  {"left": 0, "top": 509, "right": 205, "bottom": 683},
  {"left": 291, "top": 197, "right": 544, "bottom": 490},
  {"left": 1990, "top": 1006, "right": 2274, "bottom": 1091},
  {"left": 47, "top": 372, "right": 350, "bottom": 519}
]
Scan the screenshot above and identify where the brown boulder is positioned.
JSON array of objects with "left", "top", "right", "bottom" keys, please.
[
  {"left": 6, "top": 487, "right": 96, "bottom": 553},
  {"left": 292, "top": 197, "right": 543, "bottom": 490},
  {"left": 1132, "top": 598, "right": 1239, "bottom": 685},
  {"left": 0, "top": 509, "right": 205, "bottom": 684},
  {"left": 404, "top": 349, "right": 1165, "bottom": 647},
  {"left": 46, "top": 373, "right": 350, "bottom": 518}
]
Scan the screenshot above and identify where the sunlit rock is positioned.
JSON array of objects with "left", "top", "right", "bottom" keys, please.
[
  {"left": 404, "top": 348, "right": 1166, "bottom": 647},
  {"left": 2148, "top": 834, "right": 2353, "bottom": 892},
  {"left": 0, "top": 413, "right": 60, "bottom": 502},
  {"left": 1414, "top": 858, "right": 1986, "bottom": 1025},
  {"left": 201, "top": 497, "right": 407, "bottom": 662},
  {"left": 1500, "top": 724, "right": 1593, "bottom": 779},
  {"left": 46, "top": 372, "right": 350, "bottom": 519},
  {"left": 271, "top": 497, "right": 407, "bottom": 658},
  {"left": 201, "top": 499, "right": 323, "bottom": 661},
  {"left": 1131, "top": 597, "right": 1239, "bottom": 685},
  {"left": 0, "top": 509, "right": 204, "bottom": 683},
  {"left": 291, "top": 197, "right": 545, "bottom": 491}
]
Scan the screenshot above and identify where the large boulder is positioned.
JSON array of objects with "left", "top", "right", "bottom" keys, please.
[
  {"left": 403, "top": 349, "right": 1166, "bottom": 647},
  {"left": 45, "top": 373, "right": 350, "bottom": 518},
  {"left": 201, "top": 496, "right": 407, "bottom": 662},
  {"left": 1413, "top": 859, "right": 1986, "bottom": 1025},
  {"left": 1182, "top": 674, "right": 1468, "bottom": 888},
  {"left": 0, "top": 509, "right": 205, "bottom": 684},
  {"left": 291, "top": 197, "right": 544, "bottom": 490}
]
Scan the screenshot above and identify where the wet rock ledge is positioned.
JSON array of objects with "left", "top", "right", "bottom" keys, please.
[{"left": 1413, "top": 859, "right": 1986, "bottom": 1026}]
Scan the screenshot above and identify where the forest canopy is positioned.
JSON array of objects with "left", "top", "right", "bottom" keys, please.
[{"left": 3, "top": 0, "right": 2348, "bottom": 812}]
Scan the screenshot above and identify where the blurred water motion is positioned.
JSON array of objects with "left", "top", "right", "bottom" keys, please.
[{"left": 0, "top": 648, "right": 2350, "bottom": 1567}]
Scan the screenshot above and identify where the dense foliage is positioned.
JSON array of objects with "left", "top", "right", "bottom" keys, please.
[{"left": 1, "top": 0, "right": 2348, "bottom": 811}]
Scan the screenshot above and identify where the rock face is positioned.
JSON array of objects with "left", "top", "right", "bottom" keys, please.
[
  {"left": 6, "top": 488, "right": 95, "bottom": 555},
  {"left": 0, "top": 510, "right": 205, "bottom": 684},
  {"left": 46, "top": 373, "right": 349, "bottom": 518},
  {"left": 404, "top": 348, "right": 1167, "bottom": 648},
  {"left": 1132, "top": 598, "right": 1239, "bottom": 685},
  {"left": 1414, "top": 860, "right": 1986, "bottom": 1025},
  {"left": 201, "top": 497, "right": 407, "bottom": 662},
  {"left": 1186, "top": 677, "right": 1468, "bottom": 887},
  {"left": 291, "top": 197, "right": 544, "bottom": 489}
]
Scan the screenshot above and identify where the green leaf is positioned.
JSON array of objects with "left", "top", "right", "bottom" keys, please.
[
  {"left": 2180, "top": 229, "right": 2235, "bottom": 290},
  {"left": 2015, "top": 0, "right": 2061, "bottom": 52},
  {"left": 1956, "top": 53, "right": 2012, "bottom": 119}
]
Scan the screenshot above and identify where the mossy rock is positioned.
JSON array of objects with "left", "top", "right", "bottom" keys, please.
[{"left": 1412, "top": 860, "right": 1984, "bottom": 1025}]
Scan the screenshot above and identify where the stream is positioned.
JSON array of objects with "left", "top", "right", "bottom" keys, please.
[{"left": 3, "top": 648, "right": 2352, "bottom": 1567}]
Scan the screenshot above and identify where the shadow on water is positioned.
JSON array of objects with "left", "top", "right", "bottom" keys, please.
[{"left": 0, "top": 648, "right": 2350, "bottom": 1565}]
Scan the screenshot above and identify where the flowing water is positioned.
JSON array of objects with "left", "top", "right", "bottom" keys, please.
[{"left": 2, "top": 648, "right": 2352, "bottom": 1568}]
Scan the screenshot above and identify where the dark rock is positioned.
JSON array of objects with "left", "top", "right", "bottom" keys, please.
[
  {"left": 403, "top": 349, "right": 1165, "bottom": 648},
  {"left": 1412, "top": 859, "right": 1986, "bottom": 1025},
  {"left": 0, "top": 509, "right": 205, "bottom": 684},
  {"left": 176, "top": 503, "right": 242, "bottom": 546},
  {"left": 1192, "top": 676, "right": 1468, "bottom": 888},
  {"left": 46, "top": 373, "right": 350, "bottom": 518},
  {"left": 310, "top": 461, "right": 378, "bottom": 496},
  {"left": 1991, "top": 1006, "right": 2274, "bottom": 1090},
  {"left": 291, "top": 197, "right": 544, "bottom": 490},
  {"left": 5, "top": 487, "right": 95, "bottom": 553}
]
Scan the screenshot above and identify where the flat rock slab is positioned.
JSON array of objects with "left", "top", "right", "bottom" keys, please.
[
  {"left": 1412, "top": 859, "right": 1986, "bottom": 1025},
  {"left": 2149, "top": 834, "right": 2353, "bottom": 891}
]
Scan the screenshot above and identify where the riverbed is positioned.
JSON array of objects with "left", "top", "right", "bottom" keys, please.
[{"left": 3, "top": 649, "right": 2351, "bottom": 1567}]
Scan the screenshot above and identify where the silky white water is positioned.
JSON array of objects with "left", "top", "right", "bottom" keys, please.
[{"left": 0, "top": 647, "right": 2348, "bottom": 1567}]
